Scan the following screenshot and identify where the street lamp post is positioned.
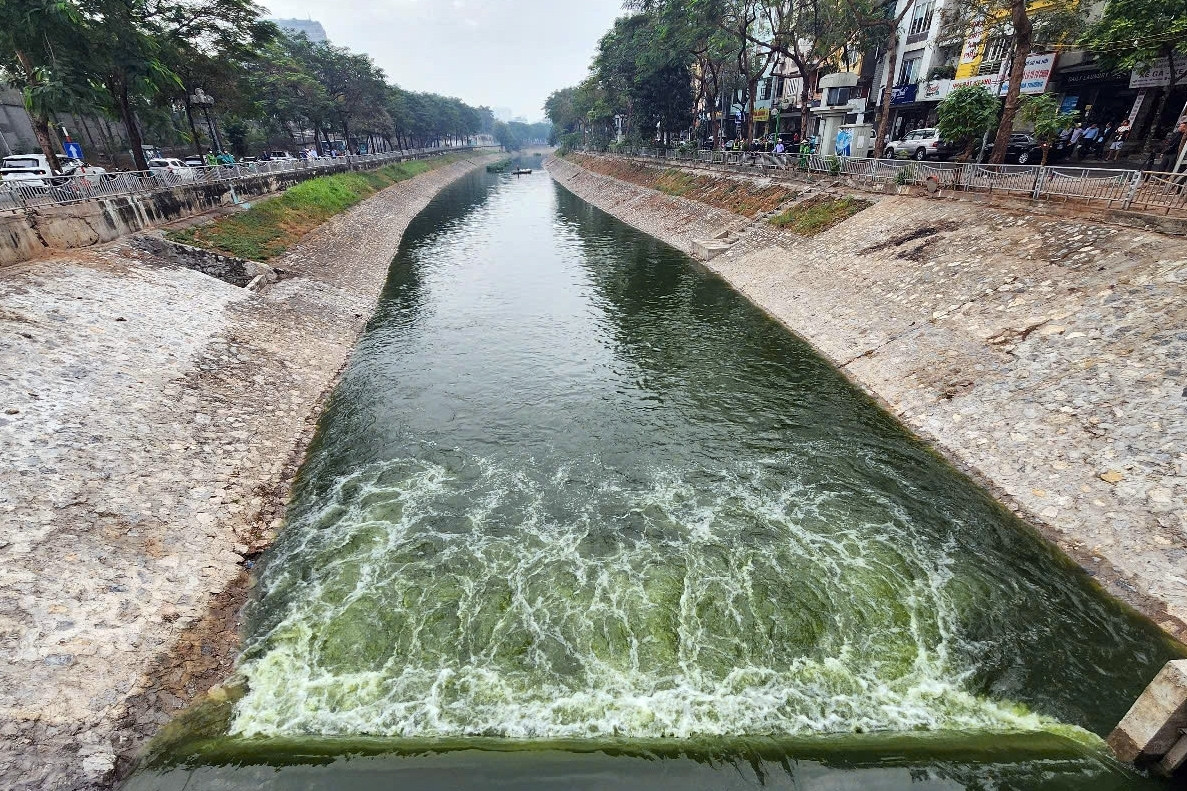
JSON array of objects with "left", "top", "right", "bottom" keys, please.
[{"left": 189, "top": 88, "right": 223, "bottom": 154}]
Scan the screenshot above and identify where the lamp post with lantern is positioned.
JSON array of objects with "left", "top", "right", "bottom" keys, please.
[{"left": 189, "top": 88, "right": 223, "bottom": 154}]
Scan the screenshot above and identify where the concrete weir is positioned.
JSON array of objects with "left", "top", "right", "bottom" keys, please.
[
  {"left": 1110, "top": 660, "right": 1187, "bottom": 774},
  {"left": 546, "top": 154, "right": 1187, "bottom": 641},
  {"left": 0, "top": 153, "right": 497, "bottom": 790}
]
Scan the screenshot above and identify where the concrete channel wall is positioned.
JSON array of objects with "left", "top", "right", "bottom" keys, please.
[
  {"left": 0, "top": 152, "right": 471, "bottom": 267},
  {"left": 547, "top": 153, "right": 1187, "bottom": 644}
]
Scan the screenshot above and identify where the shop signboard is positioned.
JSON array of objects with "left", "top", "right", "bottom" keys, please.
[
  {"left": 951, "top": 72, "right": 1001, "bottom": 93},
  {"left": 1015, "top": 53, "right": 1056, "bottom": 94},
  {"left": 1059, "top": 68, "right": 1125, "bottom": 88},
  {"left": 1130, "top": 58, "right": 1187, "bottom": 88},
  {"left": 753, "top": 108, "right": 770, "bottom": 122},
  {"left": 997, "top": 53, "right": 1057, "bottom": 96},
  {"left": 921, "top": 79, "right": 952, "bottom": 101},
  {"left": 1128, "top": 91, "right": 1146, "bottom": 123},
  {"left": 960, "top": 21, "right": 984, "bottom": 65},
  {"left": 891, "top": 84, "right": 918, "bottom": 105}
]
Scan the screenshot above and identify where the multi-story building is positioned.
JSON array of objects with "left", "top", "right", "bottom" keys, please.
[
  {"left": 873, "top": 0, "right": 965, "bottom": 141},
  {"left": 874, "top": 0, "right": 1184, "bottom": 152}
]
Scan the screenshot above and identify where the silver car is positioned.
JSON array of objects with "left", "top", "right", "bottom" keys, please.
[{"left": 884, "top": 128, "right": 952, "bottom": 161}]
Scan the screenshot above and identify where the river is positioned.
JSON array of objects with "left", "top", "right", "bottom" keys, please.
[{"left": 126, "top": 160, "right": 1186, "bottom": 789}]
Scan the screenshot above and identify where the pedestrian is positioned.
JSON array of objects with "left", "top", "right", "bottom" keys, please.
[
  {"left": 1078, "top": 122, "right": 1099, "bottom": 159},
  {"left": 1069, "top": 123, "right": 1084, "bottom": 149},
  {"left": 1157, "top": 119, "right": 1187, "bottom": 173},
  {"left": 1097, "top": 121, "right": 1115, "bottom": 158},
  {"left": 774, "top": 140, "right": 785, "bottom": 154},
  {"left": 1106, "top": 120, "right": 1130, "bottom": 162}
]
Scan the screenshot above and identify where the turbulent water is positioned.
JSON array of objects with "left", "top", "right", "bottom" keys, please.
[{"left": 140, "top": 162, "right": 1184, "bottom": 787}]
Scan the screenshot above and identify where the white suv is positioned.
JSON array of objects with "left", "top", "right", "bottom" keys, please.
[
  {"left": 884, "top": 128, "right": 953, "bottom": 161},
  {"left": 148, "top": 158, "right": 197, "bottom": 183}
]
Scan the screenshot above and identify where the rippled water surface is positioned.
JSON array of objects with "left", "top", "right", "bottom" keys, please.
[{"left": 129, "top": 162, "right": 1185, "bottom": 789}]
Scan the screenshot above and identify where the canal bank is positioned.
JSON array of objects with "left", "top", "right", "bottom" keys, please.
[
  {"left": 124, "top": 156, "right": 1184, "bottom": 791},
  {"left": 0, "top": 152, "right": 497, "bottom": 790},
  {"left": 547, "top": 153, "right": 1187, "bottom": 642}
]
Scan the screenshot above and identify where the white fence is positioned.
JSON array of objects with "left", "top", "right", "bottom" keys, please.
[
  {"left": 594, "top": 147, "right": 1187, "bottom": 217},
  {"left": 0, "top": 147, "right": 488, "bottom": 212}
]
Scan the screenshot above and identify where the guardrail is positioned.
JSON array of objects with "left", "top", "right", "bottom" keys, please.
[
  {"left": 0, "top": 146, "right": 491, "bottom": 212},
  {"left": 587, "top": 147, "right": 1187, "bottom": 217}
]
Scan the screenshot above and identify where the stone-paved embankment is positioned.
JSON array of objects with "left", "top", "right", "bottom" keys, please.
[
  {"left": 0, "top": 153, "right": 495, "bottom": 790},
  {"left": 548, "top": 154, "right": 1187, "bottom": 640}
]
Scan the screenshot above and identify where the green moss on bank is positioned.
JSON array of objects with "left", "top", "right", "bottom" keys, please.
[
  {"left": 769, "top": 196, "right": 871, "bottom": 236},
  {"left": 169, "top": 155, "right": 461, "bottom": 261}
]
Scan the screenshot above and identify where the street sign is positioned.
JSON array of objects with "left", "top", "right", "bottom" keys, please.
[{"left": 63, "top": 141, "right": 83, "bottom": 160}]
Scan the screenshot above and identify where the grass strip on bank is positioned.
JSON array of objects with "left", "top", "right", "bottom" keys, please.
[
  {"left": 769, "top": 196, "right": 871, "bottom": 236},
  {"left": 571, "top": 154, "right": 795, "bottom": 217},
  {"left": 169, "top": 155, "right": 462, "bottom": 260}
]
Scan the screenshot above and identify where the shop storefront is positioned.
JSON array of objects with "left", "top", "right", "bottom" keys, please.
[
  {"left": 887, "top": 80, "right": 952, "bottom": 140},
  {"left": 1056, "top": 61, "right": 1187, "bottom": 147},
  {"left": 1055, "top": 67, "right": 1135, "bottom": 126}
]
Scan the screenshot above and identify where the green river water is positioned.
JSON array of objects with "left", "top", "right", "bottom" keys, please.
[{"left": 126, "top": 161, "right": 1186, "bottom": 789}]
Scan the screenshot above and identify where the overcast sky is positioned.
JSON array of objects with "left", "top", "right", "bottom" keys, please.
[{"left": 261, "top": 0, "right": 624, "bottom": 121}]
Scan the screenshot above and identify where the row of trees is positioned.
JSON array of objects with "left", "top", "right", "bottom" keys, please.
[
  {"left": 546, "top": 0, "right": 1187, "bottom": 164},
  {"left": 493, "top": 120, "right": 553, "bottom": 152},
  {"left": 0, "top": 0, "right": 498, "bottom": 173}
]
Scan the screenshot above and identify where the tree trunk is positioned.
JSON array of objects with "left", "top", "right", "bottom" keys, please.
[
  {"left": 30, "top": 112, "right": 60, "bottom": 173},
  {"left": 13, "top": 49, "right": 61, "bottom": 173},
  {"left": 1142, "top": 87, "right": 1171, "bottom": 153},
  {"left": 183, "top": 99, "right": 204, "bottom": 157},
  {"left": 989, "top": 0, "right": 1033, "bottom": 165},
  {"left": 875, "top": 31, "right": 902, "bottom": 159},
  {"left": 81, "top": 116, "right": 99, "bottom": 154},
  {"left": 799, "top": 66, "right": 812, "bottom": 141},
  {"left": 746, "top": 78, "right": 758, "bottom": 142},
  {"left": 113, "top": 75, "right": 148, "bottom": 171},
  {"left": 100, "top": 118, "right": 120, "bottom": 162}
]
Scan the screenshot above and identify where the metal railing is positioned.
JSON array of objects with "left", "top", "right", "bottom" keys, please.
[
  {"left": 588, "top": 147, "right": 1187, "bottom": 217},
  {"left": 0, "top": 146, "right": 491, "bottom": 212}
]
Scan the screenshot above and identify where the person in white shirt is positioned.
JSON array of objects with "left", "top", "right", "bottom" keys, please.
[{"left": 1106, "top": 121, "right": 1131, "bottom": 161}]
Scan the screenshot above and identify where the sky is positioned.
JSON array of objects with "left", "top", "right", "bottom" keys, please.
[{"left": 262, "top": 0, "right": 625, "bottom": 122}]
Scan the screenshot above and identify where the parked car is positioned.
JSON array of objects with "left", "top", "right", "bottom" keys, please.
[
  {"left": 1, "top": 154, "right": 107, "bottom": 187},
  {"left": 266, "top": 150, "right": 296, "bottom": 161},
  {"left": 183, "top": 155, "right": 206, "bottom": 168},
  {"left": 147, "top": 158, "right": 197, "bottom": 182},
  {"left": 884, "top": 128, "right": 952, "bottom": 161},
  {"left": 978, "top": 133, "right": 1051, "bottom": 165}
]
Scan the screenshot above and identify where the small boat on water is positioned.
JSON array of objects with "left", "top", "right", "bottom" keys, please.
[{"left": 512, "top": 168, "right": 533, "bottom": 175}]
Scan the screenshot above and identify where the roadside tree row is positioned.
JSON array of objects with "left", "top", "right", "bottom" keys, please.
[
  {"left": 0, "top": 0, "right": 497, "bottom": 172},
  {"left": 547, "top": 0, "right": 1187, "bottom": 164}
]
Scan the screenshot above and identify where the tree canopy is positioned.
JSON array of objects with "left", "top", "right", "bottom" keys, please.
[{"left": 0, "top": 1, "right": 501, "bottom": 167}]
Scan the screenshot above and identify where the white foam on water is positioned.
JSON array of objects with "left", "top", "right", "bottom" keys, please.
[{"left": 230, "top": 453, "right": 1091, "bottom": 743}]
